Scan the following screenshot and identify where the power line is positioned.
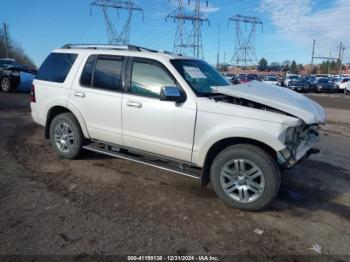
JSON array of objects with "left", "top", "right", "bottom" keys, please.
[{"left": 90, "top": 0, "right": 143, "bottom": 45}]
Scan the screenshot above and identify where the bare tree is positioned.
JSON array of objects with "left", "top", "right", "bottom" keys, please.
[{"left": 0, "top": 25, "right": 36, "bottom": 69}]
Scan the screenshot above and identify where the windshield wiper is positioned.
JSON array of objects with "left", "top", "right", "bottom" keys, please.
[{"left": 197, "top": 92, "right": 223, "bottom": 97}]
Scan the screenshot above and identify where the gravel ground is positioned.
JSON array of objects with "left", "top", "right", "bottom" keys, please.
[
  {"left": 305, "top": 93, "right": 350, "bottom": 137},
  {"left": 0, "top": 93, "right": 349, "bottom": 260},
  {"left": 306, "top": 93, "right": 350, "bottom": 110}
]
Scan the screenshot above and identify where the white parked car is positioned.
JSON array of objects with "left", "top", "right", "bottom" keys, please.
[
  {"left": 334, "top": 77, "right": 350, "bottom": 92},
  {"left": 346, "top": 81, "right": 350, "bottom": 93},
  {"left": 283, "top": 74, "right": 300, "bottom": 87},
  {"left": 262, "top": 75, "right": 279, "bottom": 85},
  {"left": 31, "top": 44, "right": 325, "bottom": 210}
]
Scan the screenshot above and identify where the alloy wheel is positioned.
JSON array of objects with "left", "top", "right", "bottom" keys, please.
[
  {"left": 219, "top": 159, "right": 265, "bottom": 203},
  {"left": 1, "top": 78, "right": 10, "bottom": 92},
  {"left": 53, "top": 121, "right": 75, "bottom": 153}
]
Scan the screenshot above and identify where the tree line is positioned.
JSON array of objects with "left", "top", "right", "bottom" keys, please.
[
  {"left": 258, "top": 57, "right": 345, "bottom": 74},
  {"left": 0, "top": 24, "right": 36, "bottom": 69}
]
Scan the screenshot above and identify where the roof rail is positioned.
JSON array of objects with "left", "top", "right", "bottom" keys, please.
[{"left": 61, "top": 44, "right": 159, "bottom": 53}]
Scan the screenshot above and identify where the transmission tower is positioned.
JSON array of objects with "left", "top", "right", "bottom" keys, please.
[
  {"left": 166, "top": 0, "right": 209, "bottom": 58},
  {"left": 166, "top": 0, "right": 187, "bottom": 55},
  {"left": 229, "top": 15, "right": 263, "bottom": 68},
  {"left": 90, "top": 0, "right": 143, "bottom": 45}
]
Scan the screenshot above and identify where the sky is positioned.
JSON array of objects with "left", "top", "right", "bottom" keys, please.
[{"left": 1, "top": 0, "right": 350, "bottom": 67}]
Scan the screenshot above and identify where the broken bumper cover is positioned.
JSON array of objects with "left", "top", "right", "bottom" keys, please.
[
  {"left": 278, "top": 124, "right": 321, "bottom": 168},
  {"left": 278, "top": 147, "right": 319, "bottom": 168}
]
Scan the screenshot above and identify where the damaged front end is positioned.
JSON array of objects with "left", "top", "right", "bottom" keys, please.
[{"left": 278, "top": 124, "right": 321, "bottom": 168}]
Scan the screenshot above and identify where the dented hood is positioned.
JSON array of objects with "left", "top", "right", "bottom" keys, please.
[{"left": 215, "top": 81, "right": 326, "bottom": 124}]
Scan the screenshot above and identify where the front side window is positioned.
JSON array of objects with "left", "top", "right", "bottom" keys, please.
[
  {"left": 80, "top": 55, "right": 123, "bottom": 91},
  {"left": 170, "top": 59, "right": 230, "bottom": 96},
  {"left": 36, "top": 53, "right": 77, "bottom": 83},
  {"left": 130, "top": 59, "right": 176, "bottom": 98}
]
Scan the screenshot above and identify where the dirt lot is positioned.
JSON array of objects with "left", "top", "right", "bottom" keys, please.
[
  {"left": 0, "top": 93, "right": 350, "bottom": 259},
  {"left": 306, "top": 93, "right": 350, "bottom": 110}
]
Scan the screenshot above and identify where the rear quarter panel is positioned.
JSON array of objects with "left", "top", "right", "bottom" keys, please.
[{"left": 31, "top": 52, "right": 84, "bottom": 127}]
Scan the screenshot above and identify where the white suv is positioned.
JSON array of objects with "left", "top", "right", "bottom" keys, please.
[{"left": 31, "top": 44, "right": 325, "bottom": 210}]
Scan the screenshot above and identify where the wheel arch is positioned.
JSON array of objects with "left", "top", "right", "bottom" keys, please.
[
  {"left": 200, "top": 137, "right": 281, "bottom": 187},
  {"left": 45, "top": 105, "right": 89, "bottom": 139}
]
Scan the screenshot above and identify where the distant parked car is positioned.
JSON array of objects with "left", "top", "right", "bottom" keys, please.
[
  {"left": 312, "top": 78, "right": 336, "bottom": 93},
  {"left": 288, "top": 79, "right": 309, "bottom": 93},
  {"left": 301, "top": 75, "right": 316, "bottom": 87},
  {"left": 223, "top": 73, "right": 240, "bottom": 85},
  {"left": 0, "top": 58, "right": 37, "bottom": 93},
  {"left": 262, "top": 75, "right": 279, "bottom": 85},
  {"left": 283, "top": 74, "right": 300, "bottom": 87},
  {"left": 345, "top": 81, "right": 350, "bottom": 94},
  {"left": 240, "top": 74, "right": 258, "bottom": 84},
  {"left": 334, "top": 77, "right": 350, "bottom": 92}
]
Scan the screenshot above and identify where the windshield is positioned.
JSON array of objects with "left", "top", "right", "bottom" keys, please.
[
  {"left": 170, "top": 59, "right": 230, "bottom": 96},
  {"left": 244, "top": 75, "right": 258, "bottom": 80},
  {"left": 318, "top": 78, "right": 330, "bottom": 83},
  {"left": 0, "top": 60, "right": 17, "bottom": 67},
  {"left": 265, "top": 76, "right": 277, "bottom": 81},
  {"left": 0, "top": 60, "right": 25, "bottom": 69},
  {"left": 289, "top": 75, "right": 299, "bottom": 80}
]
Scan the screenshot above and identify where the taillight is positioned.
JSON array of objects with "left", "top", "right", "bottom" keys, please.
[{"left": 30, "top": 84, "right": 36, "bottom": 102}]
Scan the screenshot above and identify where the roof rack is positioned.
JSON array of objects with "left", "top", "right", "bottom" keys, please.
[{"left": 61, "top": 44, "right": 159, "bottom": 53}]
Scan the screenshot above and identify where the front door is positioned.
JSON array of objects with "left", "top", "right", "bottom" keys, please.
[{"left": 122, "top": 57, "right": 196, "bottom": 162}]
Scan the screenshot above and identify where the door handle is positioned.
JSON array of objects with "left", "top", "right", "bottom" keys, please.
[
  {"left": 126, "top": 100, "right": 142, "bottom": 108},
  {"left": 74, "top": 91, "right": 85, "bottom": 98}
]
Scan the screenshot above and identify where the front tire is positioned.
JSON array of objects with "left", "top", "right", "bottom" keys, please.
[
  {"left": 49, "top": 113, "right": 83, "bottom": 159},
  {"left": 1, "top": 77, "right": 13, "bottom": 93},
  {"left": 210, "top": 144, "right": 281, "bottom": 211}
]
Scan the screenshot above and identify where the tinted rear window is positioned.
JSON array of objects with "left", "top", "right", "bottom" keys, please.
[
  {"left": 36, "top": 53, "right": 77, "bottom": 83},
  {"left": 93, "top": 56, "right": 123, "bottom": 91},
  {"left": 80, "top": 55, "right": 124, "bottom": 91}
]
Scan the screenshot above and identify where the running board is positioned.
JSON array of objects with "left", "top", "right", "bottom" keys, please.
[{"left": 83, "top": 144, "right": 201, "bottom": 180}]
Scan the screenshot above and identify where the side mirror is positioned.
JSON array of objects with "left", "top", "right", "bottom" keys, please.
[{"left": 160, "top": 86, "right": 186, "bottom": 103}]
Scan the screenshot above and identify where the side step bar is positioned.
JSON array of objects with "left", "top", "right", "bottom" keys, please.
[{"left": 83, "top": 144, "right": 201, "bottom": 180}]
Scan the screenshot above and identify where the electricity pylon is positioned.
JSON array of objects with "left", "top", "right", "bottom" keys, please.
[
  {"left": 166, "top": 0, "right": 209, "bottom": 58},
  {"left": 229, "top": 15, "right": 263, "bottom": 67},
  {"left": 166, "top": 0, "right": 187, "bottom": 55},
  {"left": 90, "top": 0, "right": 143, "bottom": 45}
]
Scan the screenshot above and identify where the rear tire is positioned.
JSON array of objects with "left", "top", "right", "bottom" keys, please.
[
  {"left": 1, "top": 77, "right": 12, "bottom": 93},
  {"left": 210, "top": 144, "right": 281, "bottom": 211},
  {"left": 49, "top": 113, "right": 83, "bottom": 159}
]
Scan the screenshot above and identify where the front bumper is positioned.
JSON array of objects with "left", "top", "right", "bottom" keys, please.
[
  {"left": 278, "top": 124, "right": 321, "bottom": 168},
  {"left": 278, "top": 147, "right": 319, "bottom": 168}
]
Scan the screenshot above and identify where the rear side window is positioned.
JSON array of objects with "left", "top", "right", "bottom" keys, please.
[
  {"left": 80, "top": 55, "right": 124, "bottom": 92},
  {"left": 80, "top": 55, "right": 96, "bottom": 86},
  {"left": 36, "top": 53, "right": 77, "bottom": 83}
]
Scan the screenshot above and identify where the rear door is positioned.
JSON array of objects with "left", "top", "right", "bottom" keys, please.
[
  {"left": 69, "top": 54, "right": 126, "bottom": 145},
  {"left": 121, "top": 57, "right": 196, "bottom": 162}
]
